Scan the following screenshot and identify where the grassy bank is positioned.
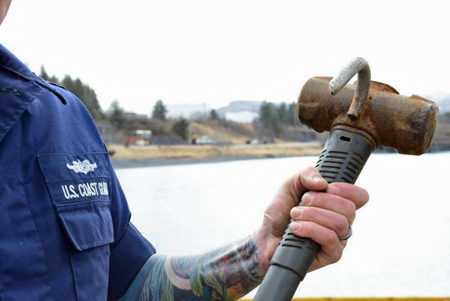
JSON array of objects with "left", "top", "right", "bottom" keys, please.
[{"left": 109, "top": 143, "right": 322, "bottom": 161}]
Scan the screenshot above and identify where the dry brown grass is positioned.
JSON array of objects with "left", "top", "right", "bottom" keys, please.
[
  {"left": 191, "top": 122, "right": 254, "bottom": 144},
  {"left": 110, "top": 143, "right": 322, "bottom": 160}
]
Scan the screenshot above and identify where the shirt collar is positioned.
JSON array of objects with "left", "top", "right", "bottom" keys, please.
[
  {"left": 0, "top": 44, "right": 47, "bottom": 145},
  {"left": 0, "top": 43, "right": 67, "bottom": 103},
  {"left": 0, "top": 44, "right": 37, "bottom": 81}
]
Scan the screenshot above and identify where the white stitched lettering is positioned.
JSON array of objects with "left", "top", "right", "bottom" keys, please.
[
  {"left": 98, "top": 182, "right": 108, "bottom": 196},
  {"left": 61, "top": 185, "right": 80, "bottom": 199},
  {"left": 61, "top": 181, "right": 108, "bottom": 199}
]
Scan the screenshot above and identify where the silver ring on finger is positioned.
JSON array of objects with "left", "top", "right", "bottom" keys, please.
[{"left": 338, "top": 223, "right": 352, "bottom": 241}]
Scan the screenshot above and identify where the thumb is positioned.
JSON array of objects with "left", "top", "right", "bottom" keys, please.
[{"left": 296, "top": 166, "right": 328, "bottom": 196}]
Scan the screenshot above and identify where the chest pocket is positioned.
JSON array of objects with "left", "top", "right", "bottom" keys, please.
[
  {"left": 38, "top": 152, "right": 113, "bottom": 299},
  {"left": 38, "top": 152, "right": 114, "bottom": 250}
]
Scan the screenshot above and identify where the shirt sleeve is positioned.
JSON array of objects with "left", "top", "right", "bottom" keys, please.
[{"left": 107, "top": 163, "right": 156, "bottom": 300}]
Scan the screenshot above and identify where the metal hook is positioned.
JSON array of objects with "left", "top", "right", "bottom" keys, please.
[{"left": 329, "top": 57, "right": 371, "bottom": 119}]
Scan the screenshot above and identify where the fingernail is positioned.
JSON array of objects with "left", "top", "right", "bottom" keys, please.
[
  {"left": 313, "top": 176, "right": 327, "bottom": 183},
  {"left": 327, "top": 185, "right": 340, "bottom": 195},
  {"left": 302, "top": 192, "right": 314, "bottom": 205},
  {"left": 290, "top": 222, "right": 302, "bottom": 232},
  {"left": 291, "top": 208, "right": 303, "bottom": 218}
]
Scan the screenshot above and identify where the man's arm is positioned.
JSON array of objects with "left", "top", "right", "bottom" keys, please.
[
  {"left": 121, "top": 235, "right": 263, "bottom": 300},
  {"left": 121, "top": 167, "right": 369, "bottom": 300}
]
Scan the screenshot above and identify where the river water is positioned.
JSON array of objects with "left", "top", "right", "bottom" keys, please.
[{"left": 116, "top": 152, "right": 450, "bottom": 298}]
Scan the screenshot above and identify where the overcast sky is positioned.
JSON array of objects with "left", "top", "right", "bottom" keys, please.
[{"left": 1, "top": 0, "right": 449, "bottom": 114}]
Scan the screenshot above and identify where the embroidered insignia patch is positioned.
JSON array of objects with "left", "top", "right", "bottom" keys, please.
[{"left": 66, "top": 159, "right": 98, "bottom": 175}]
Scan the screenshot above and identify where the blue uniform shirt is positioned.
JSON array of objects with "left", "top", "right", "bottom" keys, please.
[{"left": 0, "top": 44, "right": 156, "bottom": 300}]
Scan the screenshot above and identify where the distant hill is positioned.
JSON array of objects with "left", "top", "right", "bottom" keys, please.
[
  {"left": 216, "top": 100, "right": 263, "bottom": 122},
  {"left": 164, "top": 101, "right": 264, "bottom": 123},
  {"left": 217, "top": 100, "right": 263, "bottom": 113},
  {"left": 166, "top": 100, "right": 291, "bottom": 123},
  {"left": 166, "top": 103, "right": 212, "bottom": 118}
]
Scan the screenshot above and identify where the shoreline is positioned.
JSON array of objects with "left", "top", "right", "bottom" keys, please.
[
  {"left": 109, "top": 142, "right": 322, "bottom": 169},
  {"left": 110, "top": 154, "right": 310, "bottom": 169}
]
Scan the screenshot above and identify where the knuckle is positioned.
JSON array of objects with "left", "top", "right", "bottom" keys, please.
[
  {"left": 349, "top": 200, "right": 357, "bottom": 213},
  {"left": 335, "top": 215, "right": 349, "bottom": 234},
  {"left": 338, "top": 197, "right": 356, "bottom": 215},
  {"left": 299, "top": 206, "right": 309, "bottom": 217},
  {"left": 323, "top": 230, "right": 338, "bottom": 246},
  {"left": 345, "top": 200, "right": 357, "bottom": 214},
  {"left": 302, "top": 207, "right": 318, "bottom": 221},
  {"left": 330, "top": 249, "right": 343, "bottom": 264}
]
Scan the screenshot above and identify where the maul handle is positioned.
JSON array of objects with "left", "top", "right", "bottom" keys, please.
[{"left": 254, "top": 126, "right": 375, "bottom": 301}]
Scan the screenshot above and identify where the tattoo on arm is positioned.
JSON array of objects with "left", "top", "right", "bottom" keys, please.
[{"left": 121, "top": 236, "right": 263, "bottom": 300}]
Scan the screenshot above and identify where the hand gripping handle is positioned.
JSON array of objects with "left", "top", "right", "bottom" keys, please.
[{"left": 254, "top": 126, "right": 375, "bottom": 301}]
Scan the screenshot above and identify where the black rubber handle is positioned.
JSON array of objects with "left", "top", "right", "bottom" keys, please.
[{"left": 254, "top": 126, "right": 375, "bottom": 301}]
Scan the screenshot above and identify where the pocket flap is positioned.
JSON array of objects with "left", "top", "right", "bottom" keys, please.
[{"left": 57, "top": 201, "right": 114, "bottom": 251}]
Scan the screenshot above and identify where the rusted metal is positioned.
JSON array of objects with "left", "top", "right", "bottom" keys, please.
[
  {"left": 297, "top": 77, "right": 439, "bottom": 155},
  {"left": 329, "top": 57, "right": 371, "bottom": 119}
]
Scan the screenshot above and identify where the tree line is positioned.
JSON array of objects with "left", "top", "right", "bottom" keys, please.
[
  {"left": 40, "top": 66, "right": 104, "bottom": 120},
  {"left": 39, "top": 66, "right": 300, "bottom": 143},
  {"left": 39, "top": 67, "right": 190, "bottom": 142},
  {"left": 253, "top": 101, "right": 298, "bottom": 139}
]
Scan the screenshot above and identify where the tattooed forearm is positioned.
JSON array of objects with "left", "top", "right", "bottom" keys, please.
[{"left": 121, "top": 235, "right": 263, "bottom": 301}]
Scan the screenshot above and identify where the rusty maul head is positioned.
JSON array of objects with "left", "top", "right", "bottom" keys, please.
[{"left": 297, "top": 57, "right": 439, "bottom": 155}]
